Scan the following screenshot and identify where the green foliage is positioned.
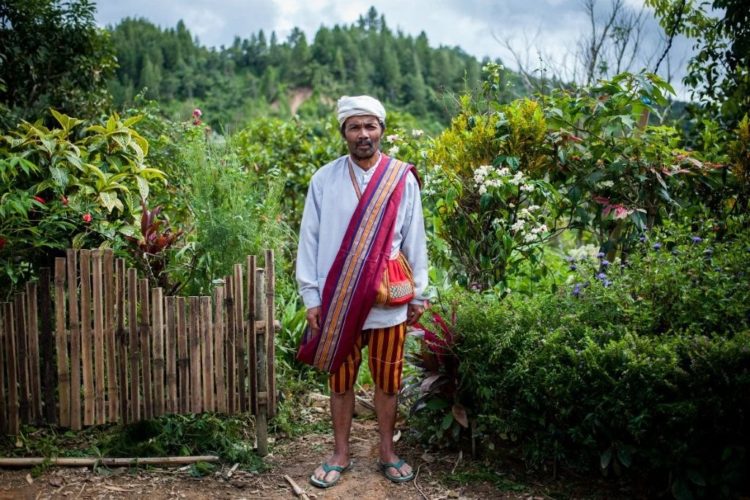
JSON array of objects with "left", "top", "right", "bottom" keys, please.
[
  {"left": 544, "top": 72, "right": 715, "bottom": 258},
  {"left": 166, "top": 134, "right": 290, "bottom": 296},
  {"left": 409, "top": 216, "right": 750, "bottom": 497},
  {"left": 232, "top": 116, "right": 342, "bottom": 229},
  {"left": 646, "top": 0, "right": 749, "bottom": 128},
  {"left": 426, "top": 65, "right": 563, "bottom": 290},
  {"left": 426, "top": 67, "right": 730, "bottom": 292},
  {"left": 98, "top": 414, "right": 265, "bottom": 471},
  {"left": 0, "top": 110, "right": 166, "bottom": 296},
  {"left": 0, "top": 0, "right": 116, "bottom": 128}
]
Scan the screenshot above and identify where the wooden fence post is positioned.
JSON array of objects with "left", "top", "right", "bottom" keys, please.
[
  {"left": 255, "top": 268, "right": 268, "bottom": 456},
  {"left": 225, "top": 277, "right": 235, "bottom": 414},
  {"left": 139, "top": 279, "right": 152, "bottom": 419},
  {"left": 152, "top": 288, "right": 165, "bottom": 417},
  {"left": 247, "top": 256, "right": 257, "bottom": 415},
  {"left": 0, "top": 304, "right": 7, "bottom": 433},
  {"left": 54, "top": 258, "right": 70, "bottom": 428},
  {"left": 4, "top": 303, "right": 19, "bottom": 434},
  {"left": 115, "top": 259, "right": 128, "bottom": 424},
  {"left": 165, "top": 296, "right": 177, "bottom": 414},
  {"left": 265, "top": 250, "right": 276, "bottom": 417},
  {"left": 92, "top": 250, "right": 105, "bottom": 425},
  {"left": 13, "top": 294, "right": 30, "bottom": 424},
  {"left": 67, "top": 250, "right": 81, "bottom": 430},
  {"left": 213, "top": 286, "right": 226, "bottom": 413},
  {"left": 200, "top": 296, "right": 213, "bottom": 411},
  {"left": 15, "top": 294, "right": 30, "bottom": 425},
  {"left": 25, "top": 282, "right": 41, "bottom": 423},
  {"left": 127, "top": 268, "right": 140, "bottom": 423},
  {"left": 38, "top": 268, "right": 56, "bottom": 424},
  {"left": 177, "top": 297, "right": 188, "bottom": 414},
  {"left": 189, "top": 296, "right": 202, "bottom": 413},
  {"left": 233, "top": 264, "right": 246, "bottom": 412},
  {"left": 103, "top": 250, "right": 117, "bottom": 422},
  {"left": 80, "top": 250, "right": 94, "bottom": 426}
]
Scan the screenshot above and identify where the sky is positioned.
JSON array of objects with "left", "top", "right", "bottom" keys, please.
[{"left": 93, "top": 0, "right": 694, "bottom": 97}]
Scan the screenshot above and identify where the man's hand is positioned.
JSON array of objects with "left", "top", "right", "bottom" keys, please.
[
  {"left": 407, "top": 302, "right": 425, "bottom": 325},
  {"left": 306, "top": 306, "right": 322, "bottom": 333}
]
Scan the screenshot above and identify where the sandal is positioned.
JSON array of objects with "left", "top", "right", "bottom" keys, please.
[
  {"left": 309, "top": 461, "right": 353, "bottom": 488},
  {"left": 378, "top": 459, "right": 415, "bottom": 483}
]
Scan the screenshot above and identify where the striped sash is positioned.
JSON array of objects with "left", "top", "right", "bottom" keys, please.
[{"left": 297, "top": 155, "right": 415, "bottom": 373}]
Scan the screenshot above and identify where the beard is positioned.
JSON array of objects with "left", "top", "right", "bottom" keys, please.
[{"left": 349, "top": 138, "right": 378, "bottom": 160}]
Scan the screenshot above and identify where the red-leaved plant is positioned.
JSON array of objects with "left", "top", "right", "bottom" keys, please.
[
  {"left": 127, "top": 199, "right": 183, "bottom": 292},
  {"left": 404, "top": 307, "right": 469, "bottom": 446}
]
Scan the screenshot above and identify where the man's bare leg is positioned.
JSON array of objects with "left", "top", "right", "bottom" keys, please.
[
  {"left": 374, "top": 386, "right": 413, "bottom": 478},
  {"left": 312, "top": 389, "right": 354, "bottom": 483}
]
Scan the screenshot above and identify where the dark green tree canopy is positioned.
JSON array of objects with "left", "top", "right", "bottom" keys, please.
[
  {"left": 105, "top": 7, "right": 498, "bottom": 127},
  {"left": 0, "top": 0, "right": 116, "bottom": 128}
]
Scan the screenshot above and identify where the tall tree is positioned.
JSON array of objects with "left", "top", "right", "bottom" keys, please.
[
  {"left": 647, "top": 0, "right": 749, "bottom": 126},
  {"left": 0, "top": 0, "right": 115, "bottom": 127}
]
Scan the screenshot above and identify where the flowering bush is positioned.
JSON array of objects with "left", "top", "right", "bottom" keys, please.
[{"left": 425, "top": 90, "right": 562, "bottom": 290}]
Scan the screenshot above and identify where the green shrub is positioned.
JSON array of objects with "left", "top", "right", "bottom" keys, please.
[{"left": 410, "top": 216, "right": 750, "bottom": 498}]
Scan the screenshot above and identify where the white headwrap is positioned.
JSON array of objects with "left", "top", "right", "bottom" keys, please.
[{"left": 336, "top": 95, "right": 386, "bottom": 126}]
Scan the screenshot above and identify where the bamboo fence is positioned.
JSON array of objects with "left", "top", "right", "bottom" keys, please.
[{"left": 0, "top": 249, "right": 277, "bottom": 443}]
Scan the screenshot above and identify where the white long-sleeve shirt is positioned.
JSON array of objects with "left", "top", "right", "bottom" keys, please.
[{"left": 296, "top": 154, "right": 428, "bottom": 329}]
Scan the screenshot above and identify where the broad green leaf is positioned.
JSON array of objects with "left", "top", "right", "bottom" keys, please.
[
  {"left": 99, "top": 191, "right": 118, "bottom": 212},
  {"left": 138, "top": 167, "right": 166, "bottom": 180},
  {"left": 49, "top": 167, "right": 68, "bottom": 189},
  {"left": 122, "top": 115, "right": 143, "bottom": 127},
  {"left": 136, "top": 176, "right": 149, "bottom": 200},
  {"left": 50, "top": 109, "right": 83, "bottom": 133}
]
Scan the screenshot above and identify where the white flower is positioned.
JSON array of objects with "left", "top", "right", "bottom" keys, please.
[
  {"left": 510, "top": 172, "right": 525, "bottom": 185},
  {"left": 388, "top": 146, "right": 400, "bottom": 156},
  {"left": 520, "top": 184, "right": 535, "bottom": 192},
  {"left": 386, "top": 134, "right": 401, "bottom": 142},
  {"left": 598, "top": 180, "right": 614, "bottom": 188},
  {"left": 411, "top": 129, "right": 424, "bottom": 137},
  {"left": 524, "top": 233, "right": 537, "bottom": 243},
  {"left": 478, "top": 185, "right": 487, "bottom": 195},
  {"left": 511, "top": 220, "right": 525, "bottom": 232},
  {"left": 518, "top": 208, "right": 531, "bottom": 219},
  {"left": 528, "top": 204, "right": 540, "bottom": 211},
  {"left": 498, "top": 167, "right": 511, "bottom": 176}
]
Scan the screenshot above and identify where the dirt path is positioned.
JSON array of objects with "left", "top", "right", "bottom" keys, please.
[{"left": 0, "top": 419, "right": 525, "bottom": 499}]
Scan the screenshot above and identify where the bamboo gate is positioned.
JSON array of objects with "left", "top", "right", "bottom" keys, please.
[{"left": 0, "top": 248, "right": 277, "bottom": 453}]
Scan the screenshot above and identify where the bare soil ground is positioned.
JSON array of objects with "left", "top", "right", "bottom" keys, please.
[{"left": 0, "top": 417, "right": 537, "bottom": 500}]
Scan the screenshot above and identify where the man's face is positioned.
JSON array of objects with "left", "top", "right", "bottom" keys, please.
[{"left": 342, "top": 115, "right": 383, "bottom": 161}]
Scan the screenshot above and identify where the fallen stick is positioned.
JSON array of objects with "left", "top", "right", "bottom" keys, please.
[
  {"left": 0, "top": 456, "right": 219, "bottom": 467},
  {"left": 284, "top": 474, "right": 310, "bottom": 500}
]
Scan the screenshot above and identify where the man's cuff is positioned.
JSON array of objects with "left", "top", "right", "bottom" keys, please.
[{"left": 301, "top": 290, "right": 321, "bottom": 309}]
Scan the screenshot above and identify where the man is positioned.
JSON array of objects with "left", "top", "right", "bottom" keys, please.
[{"left": 296, "top": 95, "right": 428, "bottom": 488}]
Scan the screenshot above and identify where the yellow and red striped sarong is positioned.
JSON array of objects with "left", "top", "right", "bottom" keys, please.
[{"left": 329, "top": 322, "right": 407, "bottom": 395}]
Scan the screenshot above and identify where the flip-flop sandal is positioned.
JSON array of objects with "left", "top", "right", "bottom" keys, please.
[
  {"left": 378, "top": 459, "right": 415, "bottom": 483},
  {"left": 309, "top": 461, "right": 353, "bottom": 488}
]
